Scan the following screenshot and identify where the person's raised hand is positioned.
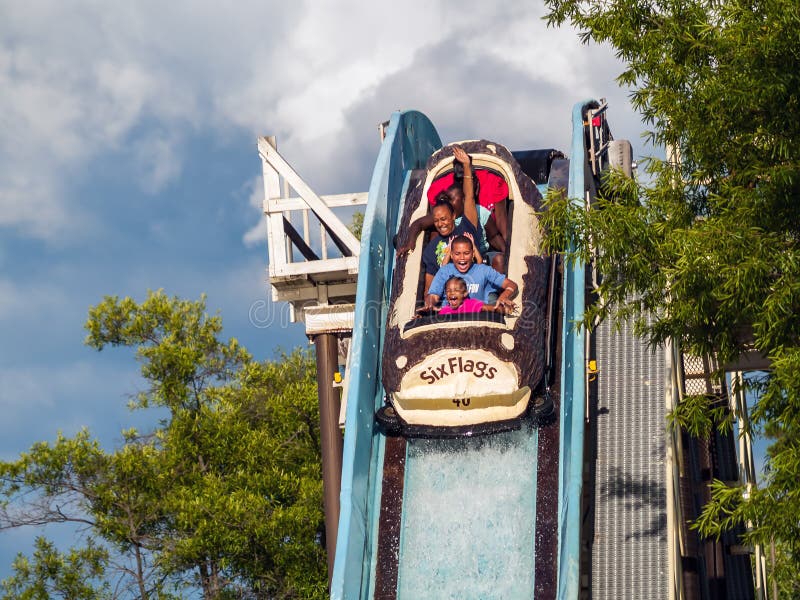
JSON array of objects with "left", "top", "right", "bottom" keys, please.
[{"left": 452, "top": 145, "right": 470, "bottom": 165}]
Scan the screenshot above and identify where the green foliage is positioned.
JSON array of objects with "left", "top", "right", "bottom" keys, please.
[
  {"left": 544, "top": 0, "right": 800, "bottom": 587},
  {"left": 769, "top": 539, "right": 800, "bottom": 598},
  {"left": 1, "top": 537, "right": 110, "bottom": 600},
  {"left": 348, "top": 210, "right": 364, "bottom": 241},
  {"left": 667, "top": 394, "right": 733, "bottom": 438},
  {"left": 84, "top": 292, "right": 251, "bottom": 412},
  {"left": 0, "top": 291, "right": 326, "bottom": 599}
]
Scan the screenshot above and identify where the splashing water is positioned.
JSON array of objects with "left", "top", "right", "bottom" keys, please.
[{"left": 397, "top": 427, "right": 539, "bottom": 599}]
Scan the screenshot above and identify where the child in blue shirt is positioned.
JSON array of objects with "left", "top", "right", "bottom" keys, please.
[{"left": 421, "top": 236, "right": 517, "bottom": 313}]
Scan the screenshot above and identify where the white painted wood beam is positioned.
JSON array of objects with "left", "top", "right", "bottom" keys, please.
[{"left": 258, "top": 137, "right": 361, "bottom": 256}]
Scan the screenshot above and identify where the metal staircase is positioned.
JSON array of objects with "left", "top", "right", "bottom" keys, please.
[{"left": 583, "top": 318, "right": 767, "bottom": 598}]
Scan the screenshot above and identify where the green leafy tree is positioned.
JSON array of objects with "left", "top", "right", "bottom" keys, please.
[
  {"left": 543, "top": 0, "right": 800, "bottom": 592},
  {"left": 1, "top": 537, "right": 110, "bottom": 600},
  {"left": 348, "top": 210, "right": 364, "bottom": 240},
  {"left": 0, "top": 291, "right": 327, "bottom": 599}
]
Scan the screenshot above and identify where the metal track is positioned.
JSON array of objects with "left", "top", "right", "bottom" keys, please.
[{"left": 589, "top": 315, "right": 669, "bottom": 598}]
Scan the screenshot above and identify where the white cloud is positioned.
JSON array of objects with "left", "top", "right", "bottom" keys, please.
[
  {"left": 243, "top": 220, "right": 267, "bottom": 249},
  {"left": 0, "top": 366, "right": 63, "bottom": 413},
  {"left": 242, "top": 175, "right": 267, "bottom": 248},
  {"left": 132, "top": 129, "right": 184, "bottom": 194},
  {"left": 0, "top": 0, "right": 637, "bottom": 242},
  {"left": 0, "top": 278, "right": 68, "bottom": 321},
  {"left": 0, "top": 361, "right": 136, "bottom": 437}
]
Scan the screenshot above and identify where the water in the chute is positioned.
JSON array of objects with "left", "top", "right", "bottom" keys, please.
[{"left": 396, "top": 427, "right": 539, "bottom": 599}]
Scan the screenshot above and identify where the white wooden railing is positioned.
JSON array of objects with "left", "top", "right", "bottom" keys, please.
[{"left": 257, "top": 136, "right": 367, "bottom": 312}]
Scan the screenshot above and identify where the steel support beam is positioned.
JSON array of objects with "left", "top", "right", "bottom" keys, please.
[{"left": 313, "top": 333, "right": 344, "bottom": 584}]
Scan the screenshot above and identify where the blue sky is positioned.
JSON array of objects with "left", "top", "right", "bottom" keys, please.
[{"left": 0, "top": 0, "right": 657, "bottom": 579}]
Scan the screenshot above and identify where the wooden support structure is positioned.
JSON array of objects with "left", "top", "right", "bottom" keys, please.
[{"left": 258, "top": 135, "right": 367, "bottom": 320}]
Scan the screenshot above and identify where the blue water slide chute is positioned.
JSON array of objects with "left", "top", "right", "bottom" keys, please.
[
  {"left": 331, "top": 111, "right": 441, "bottom": 600},
  {"left": 556, "top": 100, "right": 592, "bottom": 599}
]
